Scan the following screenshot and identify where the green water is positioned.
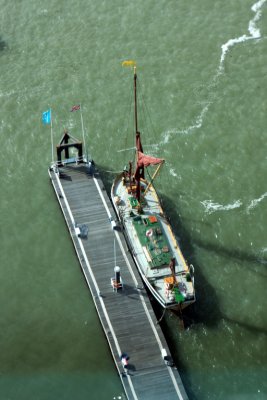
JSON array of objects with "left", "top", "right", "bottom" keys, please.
[{"left": 0, "top": 1, "right": 266, "bottom": 399}]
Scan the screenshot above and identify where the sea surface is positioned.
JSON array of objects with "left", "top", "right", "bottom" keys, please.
[{"left": 0, "top": 1, "right": 266, "bottom": 399}]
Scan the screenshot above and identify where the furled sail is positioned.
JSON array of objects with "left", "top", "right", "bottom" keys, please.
[{"left": 137, "top": 151, "right": 164, "bottom": 168}]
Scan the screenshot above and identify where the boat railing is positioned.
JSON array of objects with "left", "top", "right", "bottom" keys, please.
[{"left": 51, "top": 154, "right": 88, "bottom": 168}]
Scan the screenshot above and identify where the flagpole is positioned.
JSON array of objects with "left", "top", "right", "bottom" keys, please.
[
  {"left": 80, "top": 104, "right": 87, "bottom": 160},
  {"left": 50, "top": 108, "right": 54, "bottom": 163}
]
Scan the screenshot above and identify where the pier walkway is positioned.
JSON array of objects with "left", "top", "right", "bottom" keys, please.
[{"left": 49, "top": 162, "right": 188, "bottom": 400}]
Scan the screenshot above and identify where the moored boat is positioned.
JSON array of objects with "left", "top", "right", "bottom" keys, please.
[{"left": 111, "top": 63, "right": 195, "bottom": 310}]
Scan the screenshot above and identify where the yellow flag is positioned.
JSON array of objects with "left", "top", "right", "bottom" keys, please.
[{"left": 122, "top": 60, "right": 136, "bottom": 67}]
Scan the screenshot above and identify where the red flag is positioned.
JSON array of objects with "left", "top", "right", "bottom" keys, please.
[{"left": 70, "top": 105, "right": 80, "bottom": 112}]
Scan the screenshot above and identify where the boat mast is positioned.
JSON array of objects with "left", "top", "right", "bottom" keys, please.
[
  {"left": 133, "top": 67, "right": 143, "bottom": 155},
  {"left": 133, "top": 66, "right": 143, "bottom": 204},
  {"left": 134, "top": 66, "right": 138, "bottom": 135},
  {"left": 131, "top": 66, "right": 164, "bottom": 204}
]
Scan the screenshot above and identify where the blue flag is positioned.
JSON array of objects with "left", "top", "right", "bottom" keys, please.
[{"left": 42, "top": 109, "right": 51, "bottom": 124}]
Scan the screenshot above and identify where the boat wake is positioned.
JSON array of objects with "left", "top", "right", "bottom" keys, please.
[
  {"left": 201, "top": 191, "right": 267, "bottom": 214},
  {"left": 169, "top": 168, "right": 178, "bottom": 178},
  {"left": 160, "top": 0, "right": 266, "bottom": 143},
  {"left": 259, "top": 248, "right": 267, "bottom": 264},
  {"left": 219, "top": 0, "right": 266, "bottom": 74},
  {"left": 247, "top": 192, "right": 267, "bottom": 212},
  {"left": 201, "top": 199, "right": 242, "bottom": 214}
]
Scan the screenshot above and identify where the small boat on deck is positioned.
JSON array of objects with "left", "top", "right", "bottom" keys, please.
[{"left": 111, "top": 63, "right": 195, "bottom": 310}]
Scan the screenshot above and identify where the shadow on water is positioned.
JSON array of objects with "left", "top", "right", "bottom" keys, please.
[
  {"left": 0, "top": 36, "right": 8, "bottom": 52},
  {"left": 149, "top": 193, "right": 224, "bottom": 400},
  {"left": 99, "top": 166, "right": 220, "bottom": 379},
  {"left": 226, "top": 317, "right": 267, "bottom": 335},
  {"left": 194, "top": 237, "right": 267, "bottom": 275},
  {"left": 157, "top": 192, "right": 223, "bottom": 328},
  {"left": 99, "top": 166, "right": 234, "bottom": 400},
  {"left": 98, "top": 167, "right": 267, "bottom": 391},
  {"left": 98, "top": 166, "right": 267, "bottom": 397},
  {"left": 98, "top": 167, "right": 221, "bottom": 317}
]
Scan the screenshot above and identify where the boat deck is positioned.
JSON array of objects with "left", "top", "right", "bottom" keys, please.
[
  {"left": 49, "top": 162, "right": 188, "bottom": 400},
  {"left": 112, "top": 177, "right": 195, "bottom": 308}
]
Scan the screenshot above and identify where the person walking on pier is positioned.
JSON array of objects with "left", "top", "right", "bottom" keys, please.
[{"left": 120, "top": 353, "right": 129, "bottom": 375}]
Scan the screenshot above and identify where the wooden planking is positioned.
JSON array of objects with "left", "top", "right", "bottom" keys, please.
[{"left": 49, "top": 163, "right": 188, "bottom": 400}]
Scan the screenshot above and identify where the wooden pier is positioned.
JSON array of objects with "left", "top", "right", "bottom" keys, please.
[{"left": 49, "top": 161, "right": 188, "bottom": 400}]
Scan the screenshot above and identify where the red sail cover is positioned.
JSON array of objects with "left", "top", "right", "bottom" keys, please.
[{"left": 137, "top": 151, "right": 164, "bottom": 167}]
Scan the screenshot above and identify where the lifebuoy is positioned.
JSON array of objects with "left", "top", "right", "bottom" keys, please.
[{"left": 146, "top": 229, "right": 153, "bottom": 238}]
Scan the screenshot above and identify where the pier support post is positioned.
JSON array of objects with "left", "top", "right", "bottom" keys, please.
[{"left": 111, "top": 266, "right": 123, "bottom": 291}]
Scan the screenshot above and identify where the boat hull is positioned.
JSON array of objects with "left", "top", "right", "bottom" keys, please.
[{"left": 111, "top": 173, "right": 195, "bottom": 310}]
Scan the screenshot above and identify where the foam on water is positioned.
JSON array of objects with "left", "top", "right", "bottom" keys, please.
[
  {"left": 169, "top": 168, "right": 177, "bottom": 177},
  {"left": 219, "top": 0, "right": 266, "bottom": 73},
  {"left": 201, "top": 199, "right": 242, "bottom": 214},
  {"left": 247, "top": 191, "right": 267, "bottom": 212},
  {"left": 259, "top": 247, "right": 267, "bottom": 264},
  {"left": 162, "top": 103, "right": 211, "bottom": 139},
  {"left": 201, "top": 191, "right": 267, "bottom": 215},
  {"left": 160, "top": 0, "right": 266, "bottom": 143}
]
